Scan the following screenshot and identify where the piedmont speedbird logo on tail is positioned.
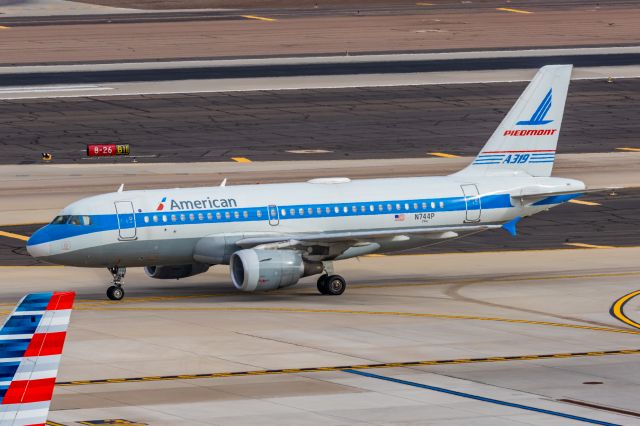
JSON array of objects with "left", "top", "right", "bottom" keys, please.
[
  {"left": 503, "top": 88, "right": 557, "bottom": 137},
  {"left": 156, "top": 197, "right": 167, "bottom": 211},
  {"left": 516, "top": 89, "right": 553, "bottom": 126}
]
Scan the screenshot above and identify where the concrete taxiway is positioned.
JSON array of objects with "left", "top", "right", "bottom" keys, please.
[{"left": 2, "top": 247, "right": 640, "bottom": 424}]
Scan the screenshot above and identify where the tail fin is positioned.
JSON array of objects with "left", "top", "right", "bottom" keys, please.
[
  {"left": 0, "top": 292, "right": 75, "bottom": 426},
  {"left": 456, "top": 65, "right": 572, "bottom": 177}
]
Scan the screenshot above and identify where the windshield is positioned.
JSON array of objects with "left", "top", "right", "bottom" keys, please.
[{"left": 50, "top": 215, "right": 91, "bottom": 225}]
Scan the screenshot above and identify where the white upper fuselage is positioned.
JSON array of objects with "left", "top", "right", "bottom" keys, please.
[{"left": 26, "top": 173, "right": 585, "bottom": 267}]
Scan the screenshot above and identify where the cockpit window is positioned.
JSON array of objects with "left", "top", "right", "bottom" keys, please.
[
  {"left": 51, "top": 215, "right": 70, "bottom": 225},
  {"left": 51, "top": 215, "right": 91, "bottom": 225}
]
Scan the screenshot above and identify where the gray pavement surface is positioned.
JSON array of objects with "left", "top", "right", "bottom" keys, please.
[
  {"left": 1, "top": 79, "right": 638, "bottom": 165},
  {"left": 3, "top": 246, "right": 640, "bottom": 424}
]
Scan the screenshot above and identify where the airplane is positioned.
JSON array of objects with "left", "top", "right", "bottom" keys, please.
[
  {"left": 0, "top": 291, "right": 75, "bottom": 426},
  {"left": 27, "top": 65, "right": 591, "bottom": 301}
]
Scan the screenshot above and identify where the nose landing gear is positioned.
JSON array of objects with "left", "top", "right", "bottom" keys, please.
[{"left": 107, "top": 266, "right": 126, "bottom": 301}]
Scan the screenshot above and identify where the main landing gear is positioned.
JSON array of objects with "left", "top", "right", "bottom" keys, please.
[
  {"left": 107, "top": 266, "right": 126, "bottom": 301},
  {"left": 317, "top": 274, "right": 347, "bottom": 296}
]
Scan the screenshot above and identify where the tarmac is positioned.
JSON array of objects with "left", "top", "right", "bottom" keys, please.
[{"left": 2, "top": 247, "right": 639, "bottom": 424}]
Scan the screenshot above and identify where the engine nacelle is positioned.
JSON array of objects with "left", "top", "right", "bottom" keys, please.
[
  {"left": 144, "top": 263, "right": 210, "bottom": 280},
  {"left": 230, "top": 249, "right": 322, "bottom": 292}
]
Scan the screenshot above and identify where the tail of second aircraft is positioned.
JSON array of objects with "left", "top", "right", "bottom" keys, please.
[
  {"left": 456, "top": 64, "right": 572, "bottom": 177},
  {"left": 0, "top": 292, "right": 75, "bottom": 426}
]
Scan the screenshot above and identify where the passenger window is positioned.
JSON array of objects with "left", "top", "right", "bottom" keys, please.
[
  {"left": 234, "top": 211, "right": 239, "bottom": 219},
  {"left": 189, "top": 213, "right": 195, "bottom": 221},
  {"left": 343, "top": 206, "right": 348, "bottom": 213},
  {"left": 404, "top": 203, "right": 409, "bottom": 210},
  {"left": 325, "top": 207, "right": 331, "bottom": 214},
  {"left": 422, "top": 202, "right": 427, "bottom": 209},
  {"left": 270, "top": 208, "right": 276, "bottom": 217},
  {"left": 352, "top": 205, "right": 357, "bottom": 213},
  {"left": 396, "top": 203, "right": 401, "bottom": 211},
  {"left": 198, "top": 213, "right": 204, "bottom": 221},
  {"left": 431, "top": 202, "right": 435, "bottom": 209},
  {"left": 153, "top": 215, "right": 158, "bottom": 223},
  {"left": 386, "top": 204, "right": 392, "bottom": 211},
  {"left": 439, "top": 201, "right": 444, "bottom": 208},
  {"left": 290, "top": 208, "right": 295, "bottom": 216},
  {"left": 144, "top": 216, "right": 150, "bottom": 224},
  {"left": 299, "top": 208, "right": 304, "bottom": 216},
  {"left": 308, "top": 207, "right": 313, "bottom": 215},
  {"left": 257, "top": 210, "right": 262, "bottom": 218},
  {"left": 162, "top": 215, "right": 167, "bottom": 223},
  {"left": 180, "top": 214, "right": 186, "bottom": 222},
  {"left": 207, "top": 212, "right": 213, "bottom": 220},
  {"left": 243, "top": 210, "right": 249, "bottom": 218},
  {"left": 216, "top": 212, "right": 221, "bottom": 220},
  {"left": 378, "top": 204, "right": 383, "bottom": 212},
  {"left": 369, "top": 205, "right": 374, "bottom": 212},
  {"left": 361, "top": 205, "right": 366, "bottom": 213},
  {"left": 334, "top": 206, "right": 340, "bottom": 214},
  {"left": 171, "top": 214, "right": 177, "bottom": 222},
  {"left": 281, "top": 209, "right": 287, "bottom": 217},
  {"left": 413, "top": 203, "right": 418, "bottom": 210},
  {"left": 317, "top": 207, "right": 322, "bottom": 215},
  {"left": 225, "top": 212, "right": 230, "bottom": 219}
]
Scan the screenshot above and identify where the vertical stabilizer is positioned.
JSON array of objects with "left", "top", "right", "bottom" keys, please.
[
  {"left": 456, "top": 65, "right": 572, "bottom": 177},
  {"left": 0, "top": 292, "right": 75, "bottom": 426}
]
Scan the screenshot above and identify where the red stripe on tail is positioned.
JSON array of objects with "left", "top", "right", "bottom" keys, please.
[
  {"left": 24, "top": 331, "right": 67, "bottom": 357},
  {"left": 46, "top": 292, "right": 75, "bottom": 311},
  {"left": 2, "top": 377, "right": 56, "bottom": 404}
]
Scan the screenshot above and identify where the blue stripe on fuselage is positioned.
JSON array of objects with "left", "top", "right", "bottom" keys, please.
[{"left": 27, "top": 194, "right": 513, "bottom": 246}]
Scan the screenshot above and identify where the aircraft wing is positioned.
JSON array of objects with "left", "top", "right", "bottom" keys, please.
[
  {"left": 235, "top": 224, "right": 500, "bottom": 249},
  {"left": 0, "top": 291, "right": 75, "bottom": 426}
]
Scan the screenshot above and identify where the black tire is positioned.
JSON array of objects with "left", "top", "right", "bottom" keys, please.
[
  {"left": 325, "top": 275, "right": 346, "bottom": 296},
  {"left": 317, "top": 275, "right": 329, "bottom": 294},
  {"left": 107, "top": 285, "right": 124, "bottom": 301}
]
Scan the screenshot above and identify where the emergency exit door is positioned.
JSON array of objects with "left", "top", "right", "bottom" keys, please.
[{"left": 461, "top": 184, "right": 481, "bottom": 222}]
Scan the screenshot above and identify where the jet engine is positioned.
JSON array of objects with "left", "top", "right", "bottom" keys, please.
[
  {"left": 230, "top": 249, "right": 323, "bottom": 292},
  {"left": 144, "top": 263, "right": 210, "bottom": 279}
]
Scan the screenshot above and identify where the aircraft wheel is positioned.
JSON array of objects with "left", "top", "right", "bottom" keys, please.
[
  {"left": 317, "top": 275, "right": 330, "bottom": 294},
  {"left": 107, "top": 285, "right": 124, "bottom": 301},
  {"left": 325, "top": 275, "right": 346, "bottom": 296}
]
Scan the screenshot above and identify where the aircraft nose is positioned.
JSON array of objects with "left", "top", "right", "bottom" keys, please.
[{"left": 26, "top": 227, "right": 51, "bottom": 258}]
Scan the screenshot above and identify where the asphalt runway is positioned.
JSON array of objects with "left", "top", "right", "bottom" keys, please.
[
  {"left": 3, "top": 246, "right": 640, "bottom": 424},
  {"left": 2, "top": 187, "right": 636, "bottom": 267},
  {"left": 4, "top": 52, "right": 640, "bottom": 87},
  {"left": 0, "top": 2, "right": 637, "bottom": 65},
  {"left": 2, "top": 78, "right": 639, "bottom": 165}
]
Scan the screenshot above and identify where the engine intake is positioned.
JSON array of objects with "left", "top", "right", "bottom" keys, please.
[
  {"left": 230, "top": 249, "right": 322, "bottom": 292},
  {"left": 144, "top": 263, "right": 209, "bottom": 279}
]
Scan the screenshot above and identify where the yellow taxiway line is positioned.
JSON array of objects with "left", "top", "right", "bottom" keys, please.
[
  {"left": 428, "top": 152, "right": 461, "bottom": 158},
  {"left": 0, "top": 230, "right": 29, "bottom": 241},
  {"left": 496, "top": 7, "right": 533, "bottom": 14},
  {"left": 564, "top": 242, "right": 615, "bottom": 249},
  {"left": 611, "top": 290, "right": 640, "bottom": 330},
  {"left": 242, "top": 15, "right": 277, "bottom": 22},
  {"left": 77, "top": 305, "right": 640, "bottom": 336},
  {"left": 568, "top": 199, "right": 601, "bottom": 206},
  {"left": 56, "top": 347, "right": 640, "bottom": 387},
  {"left": 231, "top": 157, "right": 252, "bottom": 163}
]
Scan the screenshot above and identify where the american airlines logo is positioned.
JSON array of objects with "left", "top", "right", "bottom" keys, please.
[
  {"left": 504, "top": 88, "right": 557, "bottom": 136},
  {"left": 158, "top": 197, "right": 238, "bottom": 210}
]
